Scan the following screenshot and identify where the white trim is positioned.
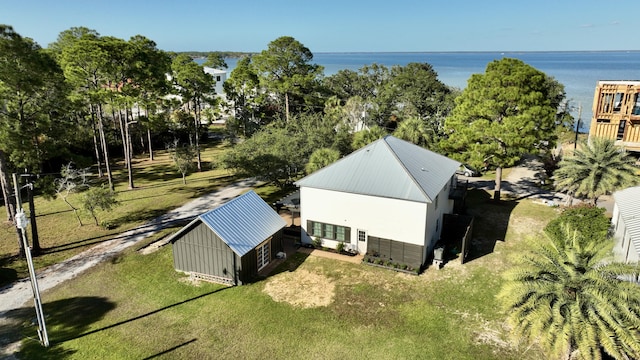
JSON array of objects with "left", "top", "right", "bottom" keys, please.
[{"left": 257, "top": 239, "right": 271, "bottom": 270}]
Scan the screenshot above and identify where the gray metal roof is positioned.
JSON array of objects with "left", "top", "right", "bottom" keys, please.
[
  {"left": 171, "top": 190, "right": 286, "bottom": 257},
  {"left": 295, "top": 135, "right": 460, "bottom": 203},
  {"left": 613, "top": 186, "right": 640, "bottom": 257}
]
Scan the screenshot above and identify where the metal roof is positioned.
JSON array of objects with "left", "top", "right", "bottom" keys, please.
[
  {"left": 171, "top": 190, "right": 286, "bottom": 257},
  {"left": 295, "top": 135, "right": 460, "bottom": 203},
  {"left": 613, "top": 186, "right": 640, "bottom": 258}
]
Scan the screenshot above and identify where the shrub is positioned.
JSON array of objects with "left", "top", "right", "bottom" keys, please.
[
  {"left": 544, "top": 204, "right": 610, "bottom": 243},
  {"left": 312, "top": 237, "right": 323, "bottom": 249},
  {"left": 336, "top": 242, "right": 345, "bottom": 253}
]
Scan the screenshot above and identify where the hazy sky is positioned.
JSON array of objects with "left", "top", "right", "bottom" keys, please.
[{"left": 2, "top": 0, "right": 638, "bottom": 53}]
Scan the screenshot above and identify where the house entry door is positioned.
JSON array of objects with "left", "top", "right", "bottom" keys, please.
[{"left": 356, "top": 230, "right": 367, "bottom": 254}]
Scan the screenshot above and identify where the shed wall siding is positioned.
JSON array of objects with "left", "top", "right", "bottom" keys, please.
[
  {"left": 172, "top": 222, "right": 237, "bottom": 283},
  {"left": 300, "top": 187, "right": 427, "bottom": 255},
  {"left": 612, "top": 204, "right": 640, "bottom": 263}
]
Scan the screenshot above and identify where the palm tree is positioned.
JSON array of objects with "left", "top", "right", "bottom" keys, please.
[
  {"left": 393, "top": 117, "right": 434, "bottom": 149},
  {"left": 553, "top": 137, "right": 638, "bottom": 205},
  {"left": 305, "top": 148, "right": 340, "bottom": 174},
  {"left": 498, "top": 225, "right": 640, "bottom": 359}
]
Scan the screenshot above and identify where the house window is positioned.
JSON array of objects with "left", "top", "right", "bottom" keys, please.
[
  {"left": 323, "top": 224, "right": 335, "bottom": 239},
  {"left": 312, "top": 222, "right": 323, "bottom": 237},
  {"left": 257, "top": 240, "right": 270, "bottom": 270},
  {"left": 216, "top": 76, "right": 221, "bottom": 81},
  {"left": 617, "top": 120, "right": 626, "bottom": 140},
  {"left": 307, "top": 220, "right": 350, "bottom": 242},
  {"left": 601, "top": 93, "right": 614, "bottom": 113},
  {"left": 633, "top": 93, "right": 640, "bottom": 115},
  {"left": 597, "top": 119, "right": 611, "bottom": 123},
  {"left": 613, "top": 92, "right": 624, "bottom": 113},
  {"left": 358, "top": 230, "right": 367, "bottom": 242}
]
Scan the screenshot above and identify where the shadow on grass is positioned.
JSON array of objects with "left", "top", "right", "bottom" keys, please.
[
  {"left": 57, "top": 287, "right": 228, "bottom": 344},
  {"left": 1, "top": 296, "right": 116, "bottom": 359},
  {"left": 42, "top": 232, "right": 120, "bottom": 255},
  {"left": 0, "top": 254, "right": 19, "bottom": 285},
  {"left": 142, "top": 338, "right": 198, "bottom": 360},
  {"left": 463, "top": 189, "right": 517, "bottom": 262},
  {"left": 268, "top": 251, "right": 310, "bottom": 278},
  {"left": 110, "top": 208, "right": 173, "bottom": 228}
]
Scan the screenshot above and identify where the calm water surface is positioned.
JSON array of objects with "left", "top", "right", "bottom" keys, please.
[{"left": 224, "top": 51, "right": 640, "bottom": 131}]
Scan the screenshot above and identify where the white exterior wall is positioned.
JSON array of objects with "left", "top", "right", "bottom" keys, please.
[
  {"left": 299, "top": 187, "right": 428, "bottom": 255},
  {"left": 204, "top": 67, "right": 227, "bottom": 95},
  {"left": 423, "top": 177, "right": 456, "bottom": 257},
  {"left": 612, "top": 204, "right": 639, "bottom": 263}
]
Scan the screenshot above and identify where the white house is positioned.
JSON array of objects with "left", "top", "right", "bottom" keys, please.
[
  {"left": 203, "top": 67, "right": 227, "bottom": 96},
  {"left": 295, "top": 135, "right": 460, "bottom": 269},
  {"left": 611, "top": 186, "right": 640, "bottom": 263}
]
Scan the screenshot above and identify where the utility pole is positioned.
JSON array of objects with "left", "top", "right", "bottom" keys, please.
[
  {"left": 22, "top": 174, "right": 40, "bottom": 254},
  {"left": 574, "top": 103, "right": 582, "bottom": 150},
  {"left": 13, "top": 173, "right": 49, "bottom": 347}
]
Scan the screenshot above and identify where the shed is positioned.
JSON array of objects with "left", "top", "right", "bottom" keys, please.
[
  {"left": 169, "top": 190, "right": 286, "bottom": 285},
  {"left": 612, "top": 186, "right": 640, "bottom": 263}
]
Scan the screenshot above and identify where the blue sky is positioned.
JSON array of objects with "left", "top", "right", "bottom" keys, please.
[{"left": 2, "top": 0, "right": 638, "bottom": 52}]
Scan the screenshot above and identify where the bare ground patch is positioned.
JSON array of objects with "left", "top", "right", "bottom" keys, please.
[{"left": 263, "top": 268, "right": 335, "bottom": 308}]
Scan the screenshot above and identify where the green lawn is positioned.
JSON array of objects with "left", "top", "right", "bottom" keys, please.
[
  {"left": 0, "top": 143, "right": 254, "bottom": 287},
  {"left": 6, "top": 189, "right": 560, "bottom": 359}
]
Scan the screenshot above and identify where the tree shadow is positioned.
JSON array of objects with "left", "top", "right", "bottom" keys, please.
[
  {"left": 0, "top": 254, "right": 19, "bottom": 285},
  {"left": 463, "top": 189, "right": 517, "bottom": 262}
]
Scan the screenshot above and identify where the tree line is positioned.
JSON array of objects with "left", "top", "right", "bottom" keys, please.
[
  {"left": 3, "top": 25, "right": 640, "bottom": 359},
  {"left": 0, "top": 26, "right": 584, "bottom": 255}
]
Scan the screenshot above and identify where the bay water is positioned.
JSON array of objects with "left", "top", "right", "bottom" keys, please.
[{"left": 223, "top": 51, "right": 640, "bottom": 131}]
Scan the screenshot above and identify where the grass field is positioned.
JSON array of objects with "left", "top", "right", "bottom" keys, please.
[
  {"left": 4, "top": 186, "right": 561, "bottom": 359},
  {"left": 0, "top": 143, "right": 293, "bottom": 288}
]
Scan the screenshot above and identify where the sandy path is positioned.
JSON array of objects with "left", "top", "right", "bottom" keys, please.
[{"left": 0, "top": 178, "right": 259, "bottom": 354}]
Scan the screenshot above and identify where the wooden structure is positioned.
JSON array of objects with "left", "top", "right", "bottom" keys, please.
[
  {"left": 169, "top": 191, "right": 286, "bottom": 285},
  {"left": 588, "top": 80, "right": 640, "bottom": 152}
]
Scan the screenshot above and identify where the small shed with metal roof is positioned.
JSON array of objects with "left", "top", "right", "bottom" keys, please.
[
  {"left": 296, "top": 135, "right": 461, "bottom": 270},
  {"left": 169, "top": 190, "right": 286, "bottom": 285},
  {"left": 612, "top": 186, "right": 640, "bottom": 263}
]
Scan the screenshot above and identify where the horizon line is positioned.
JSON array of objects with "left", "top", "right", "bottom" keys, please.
[{"left": 178, "top": 49, "right": 640, "bottom": 55}]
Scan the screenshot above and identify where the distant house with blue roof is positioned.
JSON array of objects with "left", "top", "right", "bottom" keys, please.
[
  {"left": 612, "top": 186, "right": 640, "bottom": 263},
  {"left": 295, "top": 135, "right": 461, "bottom": 269},
  {"left": 169, "top": 190, "right": 286, "bottom": 285}
]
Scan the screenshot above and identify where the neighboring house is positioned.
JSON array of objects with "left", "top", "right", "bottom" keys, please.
[
  {"left": 588, "top": 80, "right": 640, "bottom": 152},
  {"left": 169, "top": 190, "right": 286, "bottom": 285},
  {"left": 611, "top": 186, "right": 640, "bottom": 263},
  {"left": 203, "top": 67, "right": 227, "bottom": 96},
  {"left": 295, "top": 135, "right": 461, "bottom": 269}
]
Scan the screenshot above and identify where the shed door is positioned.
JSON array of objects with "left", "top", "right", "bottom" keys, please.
[{"left": 257, "top": 239, "right": 270, "bottom": 270}]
